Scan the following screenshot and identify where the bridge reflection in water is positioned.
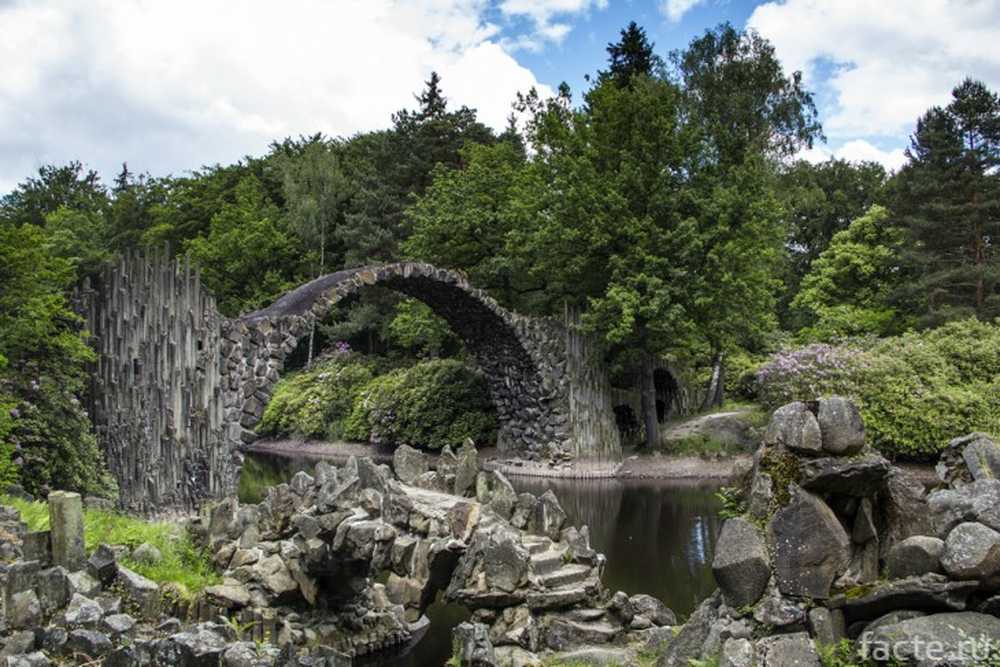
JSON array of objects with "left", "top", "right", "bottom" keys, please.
[{"left": 240, "top": 452, "right": 723, "bottom": 666}]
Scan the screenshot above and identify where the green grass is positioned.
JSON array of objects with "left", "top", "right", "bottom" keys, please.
[{"left": 3, "top": 495, "right": 219, "bottom": 594}]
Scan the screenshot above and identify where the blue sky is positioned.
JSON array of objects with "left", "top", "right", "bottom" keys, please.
[{"left": 2, "top": 0, "right": 999, "bottom": 192}]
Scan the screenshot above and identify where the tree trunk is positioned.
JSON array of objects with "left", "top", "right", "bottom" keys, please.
[
  {"left": 701, "top": 351, "right": 725, "bottom": 411},
  {"left": 640, "top": 361, "right": 659, "bottom": 450}
]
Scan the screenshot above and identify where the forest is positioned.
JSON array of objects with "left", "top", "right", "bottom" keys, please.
[{"left": 2, "top": 22, "right": 999, "bottom": 496}]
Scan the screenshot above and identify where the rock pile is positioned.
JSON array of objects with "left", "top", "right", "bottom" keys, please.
[
  {"left": 194, "top": 443, "right": 676, "bottom": 665},
  {"left": 666, "top": 397, "right": 1000, "bottom": 667}
]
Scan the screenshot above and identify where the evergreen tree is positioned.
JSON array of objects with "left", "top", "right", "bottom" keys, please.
[
  {"left": 605, "top": 21, "right": 662, "bottom": 86},
  {"left": 893, "top": 78, "right": 1000, "bottom": 324}
]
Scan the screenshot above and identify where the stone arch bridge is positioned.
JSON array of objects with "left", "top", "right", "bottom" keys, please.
[{"left": 79, "top": 251, "right": 620, "bottom": 512}]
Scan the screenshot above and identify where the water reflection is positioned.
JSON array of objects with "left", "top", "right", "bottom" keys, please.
[
  {"left": 240, "top": 453, "right": 723, "bottom": 664},
  {"left": 511, "top": 477, "right": 723, "bottom": 617}
]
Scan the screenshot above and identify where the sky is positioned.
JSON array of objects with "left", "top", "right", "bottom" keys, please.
[{"left": 2, "top": 0, "right": 1000, "bottom": 194}]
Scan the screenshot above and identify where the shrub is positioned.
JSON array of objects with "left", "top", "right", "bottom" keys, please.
[
  {"left": 347, "top": 358, "right": 497, "bottom": 450},
  {"left": 258, "top": 352, "right": 379, "bottom": 440},
  {"left": 756, "top": 319, "right": 1000, "bottom": 460}
]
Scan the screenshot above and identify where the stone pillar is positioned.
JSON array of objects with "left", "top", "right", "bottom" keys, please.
[{"left": 48, "top": 491, "right": 85, "bottom": 570}]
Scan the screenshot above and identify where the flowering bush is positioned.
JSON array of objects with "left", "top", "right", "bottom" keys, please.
[{"left": 756, "top": 319, "right": 1000, "bottom": 460}]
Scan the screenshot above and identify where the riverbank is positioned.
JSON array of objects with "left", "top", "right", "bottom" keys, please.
[
  {"left": 248, "top": 438, "right": 754, "bottom": 482},
  {"left": 247, "top": 438, "right": 940, "bottom": 485}
]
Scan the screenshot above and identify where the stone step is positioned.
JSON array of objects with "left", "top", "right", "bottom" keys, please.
[
  {"left": 539, "top": 564, "right": 592, "bottom": 589},
  {"left": 547, "top": 618, "right": 619, "bottom": 646},
  {"left": 530, "top": 549, "right": 567, "bottom": 576},
  {"left": 566, "top": 607, "right": 607, "bottom": 623},
  {"left": 522, "top": 535, "right": 552, "bottom": 555}
]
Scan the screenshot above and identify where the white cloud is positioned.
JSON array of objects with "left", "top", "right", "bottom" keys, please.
[
  {"left": 799, "top": 140, "right": 908, "bottom": 172},
  {"left": 0, "top": 0, "right": 554, "bottom": 191},
  {"left": 499, "top": 0, "right": 607, "bottom": 49},
  {"left": 659, "top": 0, "right": 708, "bottom": 23},
  {"left": 748, "top": 0, "right": 1000, "bottom": 140}
]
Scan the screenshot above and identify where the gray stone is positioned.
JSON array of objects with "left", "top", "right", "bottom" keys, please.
[
  {"left": 48, "top": 491, "right": 85, "bottom": 570},
  {"left": 852, "top": 498, "right": 878, "bottom": 544},
  {"left": 712, "top": 517, "right": 770, "bottom": 608},
  {"left": 529, "top": 491, "right": 566, "bottom": 541},
  {"left": 755, "top": 632, "right": 820, "bottom": 666},
  {"left": 36, "top": 566, "right": 71, "bottom": 614},
  {"left": 454, "top": 621, "right": 498, "bottom": 666},
  {"left": 204, "top": 583, "right": 251, "bottom": 609},
  {"left": 858, "top": 610, "right": 927, "bottom": 640},
  {"left": 8, "top": 590, "right": 41, "bottom": 630},
  {"left": 64, "top": 592, "right": 104, "bottom": 627},
  {"left": 22, "top": 531, "right": 50, "bottom": 565},
  {"left": 769, "top": 486, "right": 851, "bottom": 599},
  {"left": 753, "top": 586, "right": 807, "bottom": 628},
  {"left": 886, "top": 536, "right": 945, "bottom": 579},
  {"left": 720, "top": 638, "right": 754, "bottom": 667},
  {"left": 116, "top": 565, "right": 160, "bottom": 617},
  {"left": 864, "top": 612, "right": 1000, "bottom": 666},
  {"left": 960, "top": 433, "right": 1000, "bottom": 481},
  {"left": 153, "top": 628, "right": 228, "bottom": 666},
  {"left": 544, "top": 617, "right": 617, "bottom": 650},
  {"left": 67, "top": 570, "right": 101, "bottom": 597},
  {"left": 658, "top": 593, "right": 720, "bottom": 667},
  {"left": 4, "top": 652, "right": 49, "bottom": 667},
  {"left": 66, "top": 629, "right": 112, "bottom": 658},
  {"left": 801, "top": 456, "right": 890, "bottom": 497},
  {"left": 393, "top": 445, "right": 428, "bottom": 485},
  {"left": 809, "top": 607, "right": 845, "bottom": 646},
  {"left": 827, "top": 574, "right": 978, "bottom": 623},
  {"left": 629, "top": 594, "right": 675, "bottom": 627},
  {"left": 748, "top": 471, "right": 774, "bottom": 521},
  {"left": 39, "top": 627, "right": 67, "bottom": 654},
  {"left": 929, "top": 479, "right": 1000, "bottom": 535},
  {"left": 763, "top": 402, "right": 822, "bottom": 455},
  {"left": 475, "top": 471, "right": 518, "bottom": 520},
  {"left": 815, "top": 396, "right": 865, "bottom": 455},
  {"left": 454, "top": 441, "right": 479, "bottom": 497},
  {"left": 941, "top": 521, "right": 1000, "bottom": 579},
  {"left": 87, "top": 544, "right": 118, "bottom": 586},
  {"left": 102, "top": 612, "right": 136, "bottom": 636},
  {"left": 131, "top": 542, "right": 162, "bottom": 565},
  {"left": 1, "top": 630, "right": 36, "bottom": 657},
  {"left": 879, "top": 469, "right": 934, "bottom": 555}
]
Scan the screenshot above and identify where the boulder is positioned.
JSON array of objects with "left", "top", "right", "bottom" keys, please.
[
  {"left": 453, "top": 622, "right": 498, "bottom": 666},
  {"left": 154, "top": 628, "right": 228, "bottom": 667},
  {"left": 852, "top": 498, "right": 878, "bottom": 544},
  {"left": 808, "top": 607, "right": 845, "bottom": 645},
  {"left": 204, "top": 583, "right": 251, "bottom": 609},
  {"left": 475, "top": 471, "right": 518, "bottom": 520},
  {"left": 66, "top": 629, "right": 112, "bottom": 658},
  {"left": 4, "top": 652, "right": 50, "bottom": 667},
  {"left": 748, "top": 471, "right": 774, "bottom": 521},
  {"left": 940, "top": 521, "right": 1000, "bottom": 579},
  {"left": 1, "top": 630, "right": 37, "bottom": 657},
  {"left": 22, "top": 531, "right": 50, "bottom": 565},
  {"left": 393, "top": 445, "right": 428, "bottom": 485},
  {"left": 102, "top": 613, "right": 136, "bottom": 636},
  {"left": 755, "top": 632, "right": 820, "bottom": 667},
  {"left": 864, "top": 612, "right": 1000, "bottom": 666},
  {"left": 116, "top": 565, "right": 160, "bottom": 617},
  {"left": 87, "top": 544, "right": 118, "bottom": 586},
  {"left": 454, "top": 441, "right": 479, "bottom": 497},
  {"left": 753, "top": 585, "right": 807, "bottom": 628},
  {"left": 629, "top": 594, "right": 675, "bottom": 627},
  {"left": 928, "top": 479, "right": 1000, "bottom": 535},
  {"left": 657, "top": 592, "right": 720, "bottom": 667},
  {"left": 769, "top": 487, "right": 851, "bottom": 599},
  {"left": 7, "top": 590, "right": 41, "bottom": 630},
  {"left": 763, "top": 402, "right": 822, "bottom": 455},
  {"left": 815, "top": 397, "right": 865, "bottom": 455},
  {"left": 64, "top": 593, "right": 104, "bottom": 627},
  {"left": 827, "top": 574, "right": 978, "bottom": 623},
  {"left": 719, "top": 638, "right": 754, "bottom": 667},
  {"left": 886, "top": 536, "right": 945, "bottom": 579},
  {"left": 712, "top": 517, "right": 770, "bottom": 608},
  {"left": 529, "top": 491, "right": 567, "bottom": 541},
  {"left": 879, "top": 469, "right": 934, "bottom": 556},
  {"left": 800, "top": 455, "right": 890, "bottom": 497},
  {"left": 131, "top": 542, "right": 163, "bottom": 565},
  {"left": 67, "top": 570, "right": 101, "bottom": 597},
  {"left": 36, "top": 566, "right": 71, "bottom": 614},
  {"left": 960, "top": 433, "right": 1000, "bottom": 481}
]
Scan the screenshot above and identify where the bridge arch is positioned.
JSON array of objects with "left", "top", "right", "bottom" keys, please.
[{"left": 231, "top": 263, "right": 570, "bottom": 458}]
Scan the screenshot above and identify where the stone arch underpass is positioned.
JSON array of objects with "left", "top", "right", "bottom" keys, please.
[{"left": 80, "top": 253, "right": 620, "bottom": 512}]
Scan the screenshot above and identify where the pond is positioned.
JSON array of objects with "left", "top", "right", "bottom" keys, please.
[{"left": 239, "top": 452, "right": 724, "bottom": 666}]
